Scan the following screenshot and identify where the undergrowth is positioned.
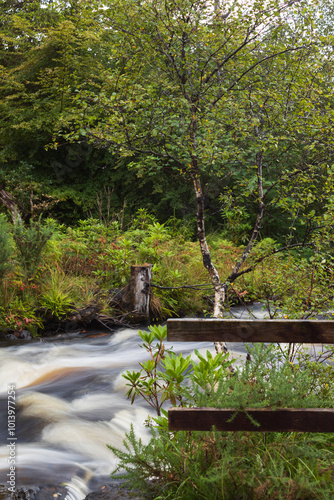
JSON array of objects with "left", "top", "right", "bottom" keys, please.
[
  {"left": 109, "top": 426, "right": 334, "bottom": 499},
  {"left": 107, "top": 325, "right": 334, "bottom": 500},
  {"left": 0, "top": 210, "right": 333, "bottom": 333}
]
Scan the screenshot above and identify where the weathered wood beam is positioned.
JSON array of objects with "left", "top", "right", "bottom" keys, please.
[
  {"left": 168, "top": 407, "right": 334, "bottom": 432},
  {"left": 167, "top": 319, "right": 334, "bottom": 343}
]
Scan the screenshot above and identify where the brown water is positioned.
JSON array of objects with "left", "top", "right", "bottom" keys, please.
[{"left": 0, "top": 328, "right": 225, "bottom": 499}]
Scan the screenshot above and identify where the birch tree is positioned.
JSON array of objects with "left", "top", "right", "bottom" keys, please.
[{"left": 62, "top": 0, "right": 334, "bottom": 323}]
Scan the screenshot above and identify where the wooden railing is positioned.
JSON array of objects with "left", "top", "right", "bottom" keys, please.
[{"left": 167, "top": 318, "right": 334, "bottom": 433}]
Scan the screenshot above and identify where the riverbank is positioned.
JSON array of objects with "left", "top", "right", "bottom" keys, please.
[{"left": 1, "top": 216, "right": 333, "bottom": 339}]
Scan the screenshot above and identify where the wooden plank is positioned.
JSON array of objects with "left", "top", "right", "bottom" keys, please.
[
  {"left": 168, "top": 407, "right": 334, "bottom": 432},
  {"left": 167, "top": 318, "right": 334, "bottom": 343}
]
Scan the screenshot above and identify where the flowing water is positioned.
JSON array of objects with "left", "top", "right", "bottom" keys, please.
[
  {"left": 0, "top": 304, "right": 329, "bottom": 499},
  {"left": 0, "top": 324, "right": 251, "bottom": 500}
]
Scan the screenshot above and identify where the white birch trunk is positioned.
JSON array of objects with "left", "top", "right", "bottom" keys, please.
[{"left": 192, "top": 173, "right": 227, "bottom": 353}]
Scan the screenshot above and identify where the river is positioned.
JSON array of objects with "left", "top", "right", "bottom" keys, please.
[
  {"left": 0, "top": 324, "right": 251, "bottom": 500},
  {"left": 0, "top": 303, "right": 329, "bottom": 499}
]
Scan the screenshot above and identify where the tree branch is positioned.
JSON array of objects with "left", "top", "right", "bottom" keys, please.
[
  {"left": 227, "top": 150, "right": 264, "bottom": 283},
  {"left": 232, "top": 242, "right": 314, "bottom": 281}
]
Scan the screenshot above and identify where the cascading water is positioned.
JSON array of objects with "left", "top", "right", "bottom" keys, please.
[
  {"left": 4, "top": 303, "right": 325, "bottom": 499},
  {"left": 1, "top": 327, "right": 246, "bottom": 500}
]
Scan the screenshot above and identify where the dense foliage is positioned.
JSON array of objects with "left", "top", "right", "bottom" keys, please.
[
  {"left": 0, "top": 214, "right": 333, "bottom": 334},
  {"left": 0, "top": 0, "right": 333, "bottom": 234},
  {"left": 1, "top": 0, "right": 334, "bottom": 316},
  {"left": 0, "top": 0, "right": 195, "bottom": 223}
]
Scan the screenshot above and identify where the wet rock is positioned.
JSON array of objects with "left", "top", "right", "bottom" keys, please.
[
  {"left": 18, "top": 330, "right": 31, "bottom": 340},
  {"left": 10, "top": 485, "right": 68, "bottom": 499},
  {"left": 11, "top": 486, "right": 39, "bottom": 499},
  {"left": 0, "top": 330, "right": 31, "bottom": 343},
  {"left": 84, "top": 483, "right": 145, "bottom": 500},
  {"left": 4, "top": 334, "right": 17, "bottom": 341}
]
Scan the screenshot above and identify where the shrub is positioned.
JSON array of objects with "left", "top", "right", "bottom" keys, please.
[
  {"left": 0, "top": 298, "right": 43, "bottom": 336},
  {"left": 108, "top": 326, "right": 334, "bottom": 499},
  {"left": 39, "top": 268, "right": 75, "bottom": 318},
  {"left": 12, "top": 217, "right": 53, "bottom": 281},
  {"left": 0, "top": 214, "right": 14, "bottom": 282}
]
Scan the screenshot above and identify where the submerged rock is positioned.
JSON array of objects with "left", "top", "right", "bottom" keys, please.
[
  {"left": 10, "top": 485, "right": 68, "bottom": 499},
  {"left": 84, "top": 483, "right": 145, "bottom": 500}
]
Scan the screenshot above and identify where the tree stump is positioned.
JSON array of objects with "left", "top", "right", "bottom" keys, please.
[{"left": 126, "top": 264, "right": 152, "bottom": 322}]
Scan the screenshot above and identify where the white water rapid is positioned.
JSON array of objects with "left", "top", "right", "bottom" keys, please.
[{"left": 0, "top": 325, "right": 249, "bottom": 500}]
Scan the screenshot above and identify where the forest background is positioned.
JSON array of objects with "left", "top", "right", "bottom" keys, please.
[{"left": 1, "top": 0, "right": 334, "bottom": 334}]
